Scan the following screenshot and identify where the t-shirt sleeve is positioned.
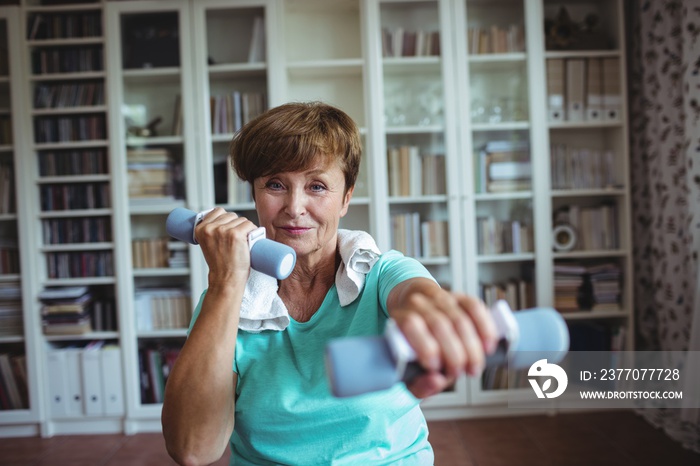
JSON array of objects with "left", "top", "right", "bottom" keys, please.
[
  {"left": 376, "top": 250, "right": 438, "bottom": 317},
  {"left": 187, "top": 290, "right": 207, "bottom": 337}
]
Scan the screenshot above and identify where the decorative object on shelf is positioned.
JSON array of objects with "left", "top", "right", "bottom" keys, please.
[
  {"left": 552, "top": 223, "right": 577, "bottom": 252},
  {"left": 127, "top": 116, "right": 162, "bottom": 138},
  {"left": 544, "top": 7, "right": 611, "bottom": 51}
]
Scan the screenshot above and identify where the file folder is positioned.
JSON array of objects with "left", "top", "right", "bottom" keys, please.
[
  {"left": 565, "top": 59, "right": 586, "bottom": 121},
  {"left": 602, "top": 57, "right": 621, "bottom": 121},
  {"left": 81, "top": 349, "right": 104, "bottom": 416},
  {"left": 64, "top": 348, "right": 84, "bottom": 417},
  {"left": 101, "top": 347, "right": 125, "bottom": 416},
  {"left": 546, "top": 59, "right": 565, "bottom": 121},
  {"left": 46, "top": 350, "right": 69, "bottom": 418},
  {"left": 586, "top": 58, "right": 603, "bottom": 121}
]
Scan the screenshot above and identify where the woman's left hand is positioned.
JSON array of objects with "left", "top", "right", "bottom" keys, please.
[{"left": 388, "top": 279, "right": 499, "bottom": 399}]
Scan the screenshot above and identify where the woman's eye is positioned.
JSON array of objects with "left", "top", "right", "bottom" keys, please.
[
  {"left": 266, "top": 181, "right": 283, "bottom": 190},
  {"left": 310, "top": 184, "right": 326, "bottom": 192}
]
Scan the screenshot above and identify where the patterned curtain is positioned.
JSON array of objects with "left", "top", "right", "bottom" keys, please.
[{"left": 627, "top": 0, "right": 700, "bottom": 453}]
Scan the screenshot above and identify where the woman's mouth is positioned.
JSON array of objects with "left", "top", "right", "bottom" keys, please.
[{"left": 280, "top": 226, "right": 311, "bottom": 235}]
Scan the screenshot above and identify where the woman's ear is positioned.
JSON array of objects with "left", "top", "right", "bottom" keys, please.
[{"left": 340, "top": 185, "right": 355, "bottom": 217}]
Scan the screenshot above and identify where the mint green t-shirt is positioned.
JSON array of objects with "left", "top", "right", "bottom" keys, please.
[{"left": 190, "top": 250, "right": 435, "bottom": 465}]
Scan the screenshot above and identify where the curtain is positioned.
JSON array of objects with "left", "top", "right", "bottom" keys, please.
[{"left": 627, "top": 0, "right": 700, "bottom": 453}]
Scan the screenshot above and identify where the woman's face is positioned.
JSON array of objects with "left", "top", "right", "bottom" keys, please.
[{"left": 253, "top": 159, "right": 353, "bottom": 261}]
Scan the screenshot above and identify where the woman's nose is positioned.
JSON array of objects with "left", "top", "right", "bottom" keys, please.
[{"left": 284, "top": 189, "right": 306, "bottom": 218}]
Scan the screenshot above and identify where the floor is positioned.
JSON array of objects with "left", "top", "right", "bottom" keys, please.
[{"left": 0, "top": 411, "right": 698, "bottom": 465}]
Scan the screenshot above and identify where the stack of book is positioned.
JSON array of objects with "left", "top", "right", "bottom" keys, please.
[
  {"left": 387, "top": 146, "right": 446, "bottom": 197},
  {"left": 127, "top": 148, "right": 174, "bottom": 203},
  {"left": 553, "top": 262, "right": 586, "bottom": 312},
  {"left": 39, "top": 286, "right": 92, "bottom": 335},
  {"left": 588, "top": 263, "right": 622, "bottom": 311},
  {"left": 476, "top": 140, "right": 531, "bottom": 193}
]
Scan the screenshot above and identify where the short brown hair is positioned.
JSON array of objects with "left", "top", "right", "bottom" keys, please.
[{"left": 229, "top": 102, "right": 362, "bottom": 193}]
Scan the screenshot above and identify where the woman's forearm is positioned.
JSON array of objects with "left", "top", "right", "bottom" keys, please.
[{"left": 162, "top": 283, "right": 244, "bottom": 465}]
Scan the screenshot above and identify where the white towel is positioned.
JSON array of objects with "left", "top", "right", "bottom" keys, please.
[
  {"left": 239, "top": 229, "right": 381, "bottom": 332},
  {"left": 335, "top": 229, "right": 381, "bottom": 306}
]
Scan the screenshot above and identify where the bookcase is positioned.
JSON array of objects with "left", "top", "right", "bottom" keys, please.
[
  {"left": 0, "top": 0, "right": 633, "bottom": 435},
  {"left": 0, "top": 5, "right": 40, "bottom": 434}
]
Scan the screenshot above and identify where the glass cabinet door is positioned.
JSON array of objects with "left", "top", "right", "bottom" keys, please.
[
  {"left": 378, "top": 0, "right": 458, "bottom": 292},
  {"left": 280, "top": 0, "right": 370, "bottom": 233},
  {"left": 193, "top": 0, "right": 272, "bottom": 223},
  {"left": 107, "top": 0, "right": 198, "bottom": 410}
]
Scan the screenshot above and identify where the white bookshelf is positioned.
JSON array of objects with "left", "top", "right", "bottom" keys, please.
[{"left": 1, "top": 0, "right": 632, "bottom": 436}]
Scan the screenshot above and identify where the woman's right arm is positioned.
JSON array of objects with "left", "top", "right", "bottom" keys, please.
[{"left": 161, "top": 208, "right": 257, "bottom": 466}]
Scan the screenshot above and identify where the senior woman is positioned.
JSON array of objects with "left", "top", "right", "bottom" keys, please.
[{"left": 162, "top": 102, "right": 497, "bottom": 465}]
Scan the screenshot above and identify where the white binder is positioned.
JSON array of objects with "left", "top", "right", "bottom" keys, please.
[
  {"left": 565, "top": 59, "right": 586, "bottom": 121},
  {"left": 602, "top": 58, "right": 621, "bottom": 121},
  {"left": 101, "top": 347, "right": 125, "bottom": 416},
  {"left": 81, "top": 349, "right": 104, "bottom": 416},
  {"left": 46, "top": 350, "right": 69, "bottom": 418},
  {"left": 546, "top": 59, "right": 565, "bottom": 121},
  {"left": 64, "top": 348, "right": 84, "bottom": 417},
  {"left": 585, "top": 58, "right": 603, "bottom": 121}
]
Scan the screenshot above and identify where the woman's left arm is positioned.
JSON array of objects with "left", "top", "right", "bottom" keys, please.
[{"left": 386, "top": 278, "right": 499, "bottom": 399}]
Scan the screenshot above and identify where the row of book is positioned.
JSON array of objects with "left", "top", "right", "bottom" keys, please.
[
  {"left": 550, "top": 144, "right": 619, "bottom": 190},
  {"left": 209, "top": 91, "right": 267, "bottom": 135},
  {"left": 134, "top": 288, "right": 192, "bottom": 331},
  {"left": 0, "top": 353, "right": 28, "bottom": 410},
  {"left": 467, "top": 24, "right": 525, "bottom": 54},
  {"left": 132, "top": 238, "right": 171, "bottom": 269},
  {"left": 34, "top": 115, "right": 107, "bottom": 143},
  {"left": 554, "top": 262, "right": 622, "bottom": 312},
  {"left": 43, "top": 217, "right": 112, "bottom": 245},
  {"left": 40, "top": 182, "right": 111, "bottom": 211},
  {"left": 31, "top": 47, "right": 104, "bottom": 75},
  {"left": 387, "top": 146, "right": 446, "bottom": 197},
  {"left": 390, "top": 214, "right": 449, "bottom": 258},
  {"left": 27, "top": 11, "right": 102, "bottom": 40},
  {"left": 0, "top": 284, "right": 22, "bottom": 337},
  {"left": 0, "top": 117, "right": 11, "bottom": 145},
  {"left": 40, "top": 286, "right": 117, "bottom": 335},
  {"left": 0, "top": 239, "right": 19, "bottom": 275},
  {"left": 553, "top": 204, "right": 619, "bottom": 251},
  {"left": 139, "top": 345, "right": 180, "bottom": 404},
  {"left": 0, "top": 162, "right": 15, "bottom": 214},
  {"left": 381, "top": 28, "right": 441, "bottom": 58},
  {"left": 39, "top": 149, "right": 108, "bottom": 176},
  {"left": 46, "top": 251, "right": 114, "bottom": 279},
  {"left": 34, "top": 82, "right": 105, "bottom": 109},
  {"left": 475, "top": 140, "right": 530, "bottom": 194},
  {"left": 46, "top": 343, "right": 124, "bottom": 417},
  {"left": 476, "top": 217, "right": 533, "bottom": 255},
  {"left": 546, "top": 57, "right": 621, "bottom": 122},
  {"left": 480, "top": 279, "right": 534, "bottom": 311}
]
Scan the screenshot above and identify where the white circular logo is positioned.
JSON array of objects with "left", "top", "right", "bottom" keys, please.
[{"left": 528, "top": 358, "right": 568, "bottom": 398}]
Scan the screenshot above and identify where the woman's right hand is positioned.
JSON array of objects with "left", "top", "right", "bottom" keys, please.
[{"left": 194, "top": 207, "right": 259, "bottom": 287}]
